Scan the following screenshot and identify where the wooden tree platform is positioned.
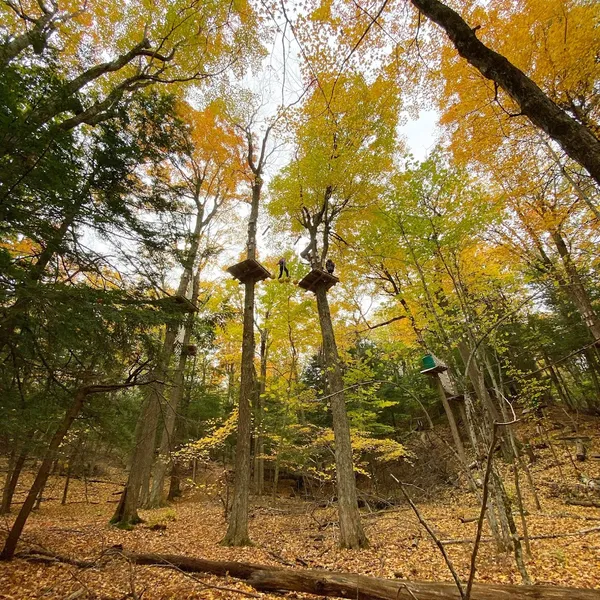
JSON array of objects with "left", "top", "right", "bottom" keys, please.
[
  {"left": 297, "top": 269, "right": 339, "bottom": 292},
  {"left": 227, "top": 259, "right": 271, "bottom": 284},
  {"left": 151, "top": 295, "right": 197, "bottom": 313},
  {"left": 173, "top": 294, "right": 197, "bottom": 313},
  {"left": 420, "top": 353, "right": 448, "bottom": 375}
]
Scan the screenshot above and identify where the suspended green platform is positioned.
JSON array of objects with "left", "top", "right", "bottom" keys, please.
[
  {"left": 420, "top": 353, "right": 448, "bottom": 375},
  {"left": 298, "top": 268, "right": 339, "bottom": 293},
  {"left": 227, "top": 259, "right": 271, "bottom": 284}
]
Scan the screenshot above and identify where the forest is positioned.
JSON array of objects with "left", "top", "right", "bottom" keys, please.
[{"left": 1, "top": 0, "right": 600, "bottom": 598}]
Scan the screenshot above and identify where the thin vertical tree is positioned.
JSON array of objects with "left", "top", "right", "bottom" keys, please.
[
  {"left": 222, "top": 118, "right": 275, "bottom": 546},
  {"left": 270, "top": 72, "right": 400, "bottom": 548}
]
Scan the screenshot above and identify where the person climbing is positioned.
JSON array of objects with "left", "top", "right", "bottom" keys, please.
[
  {"left": 300, "top": 243, "right": 314, "bottom": 264},
  {"left": 278, "top": 257, "right": 290, "bottom": 279},
  {"left": 325, "top": 259, "right": 335, "bottom": 274}
]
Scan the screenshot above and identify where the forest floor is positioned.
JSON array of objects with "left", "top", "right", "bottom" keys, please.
[{"left": 1, "top": 416, "right": 600, "bottom": 599}]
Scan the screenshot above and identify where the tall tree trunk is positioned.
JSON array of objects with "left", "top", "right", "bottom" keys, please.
[
  {"left": 435, "top": 378, "right": 466, "bottom": 463},
  {"left": 61, "top": 438, "right": 82, "bottom": 507},
  {"left": 545, "top": 354, "right": 573, "bottom": 408},
  {"left": 462, "top": 394, "right": 503, "bottom": 546},
  {"left": 222, "top": 278, "right": 256, "bottom": 546},
  {"left": 584, "top": 349, "right": 600, "bottom": 413},
  {"left": 167, "top": 352, "right": 196, "bottom": 502},
  {"left": 391, "top": 278, "right": 467, "bottom": 460},
  {"left": 167, "top": 463, "right": 182, "bottom": 502},
  {"left": 314, "top": 283, "right": 368, "bottom": 549},
  {"left": 409, "top": 0, "right": 600, "bottom": 186},
  {"left": 458, "top": 341, "right": 500, "bottom": 426},
  {"left": 1, "top": 450, "right": 16, "bottom": 513},
  {"left": 0, "top": 448, "right": 27, "bottom": 514},
  {"left": 0, "top": 387, "right": 88, "bottom": 560},
  {"left": 111, "top": 371, "right": 164, "bottom": 527},
  {"left": 113, "top": 206, "right": 204, "bottom": 523},
  {"left": 254, "top": 327, "right": 268, "bottom": 495},
  {"left": 61, "top": 448, "right": 77, "bottom": 506},
  {"left": 271, "top": 452, "right": 280, "bottom": 504},
  {"left": 149, "top": 305, "right": 197, "bottom": 507},
  {"left": 138, "top": 452, "right": 154, "bottom": 508},
  {"left": 551, "top": 230, "right": 600, "bottom": 343},
  {"left": 556, "top": 366, "right": 577, "bottom": 410},
  {"left": 223, "top": 159, "right": 266, "bottom": 545},
  {"left": 167, "top": 398, "right": 190, "bottom": 502}
]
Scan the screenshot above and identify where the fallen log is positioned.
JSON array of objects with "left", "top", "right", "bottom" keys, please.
[
  {"left": 123, "top": 551, "right": 600, "bottom": 600},
  {"left": 566, "top": 499, "right": 600, "bottom": 508},
  {"left": 16, "top": 549, "right": 95, "bottom": 568},
  {"left": 441, "top": 526, "right": 600, "bottom": 546}
]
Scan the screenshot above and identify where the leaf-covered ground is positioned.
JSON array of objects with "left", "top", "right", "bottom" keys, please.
[{"left": 1, "top": 419, "right": 599, "bottom": 599}]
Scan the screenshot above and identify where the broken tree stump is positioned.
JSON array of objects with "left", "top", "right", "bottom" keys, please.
[{"left": 576, "top": 438, "right": 587, "bottom": 462}]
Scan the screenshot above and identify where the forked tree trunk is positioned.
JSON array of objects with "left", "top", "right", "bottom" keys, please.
[
  {"left": 148, "top": 306, "right": 196, "bottom": 507},
  {"left": 138, "top": 452, "right": 154, "bottom": 508},
  {"left": 114, "top": 204, "right": 204, "bottom": 522},
  {"left": 111, "top": 375, "right": 163, "bottom": 527},
  {"left": 458, "top": 341, "right": 500, "bottom": 426},
  {"left": 314, "top": 283, "right": 368, "bottom": 549}
]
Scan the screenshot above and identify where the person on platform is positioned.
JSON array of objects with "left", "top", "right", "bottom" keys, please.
[
  {"left": 278, "top": 257, "right": 290, "bottom": 279},
  {"left": 325, "top": 259, "right": 335, "bottom": 274}
]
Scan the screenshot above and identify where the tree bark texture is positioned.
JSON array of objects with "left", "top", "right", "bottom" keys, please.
[
  {"left": 435, "top": 378, "right": 466, "bottom": 463},
  {"left": 112, "top": 366, "right": 165, "bottom": 526},
  {"left": 314, "top": 283, "right": 368, "bottom": 549},
  {"left": 123, "top": 551, "right": 600, "bottom": 600},
  {"left": 222, "top": 279, "right": 256, "bottom": 546},
  {"left": 409, "top": 0, "right": 600, "bottom": 187}
]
